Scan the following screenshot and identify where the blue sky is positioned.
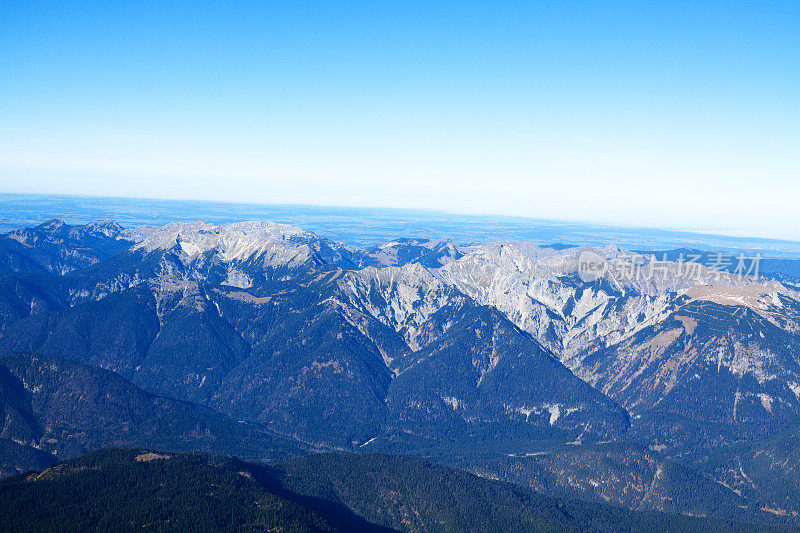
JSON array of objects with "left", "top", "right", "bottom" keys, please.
[{"left": 1, "top": 1, "right": 798, "bottom": 239}]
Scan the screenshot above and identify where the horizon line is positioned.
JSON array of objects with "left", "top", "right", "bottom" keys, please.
[{"left": 2, "top": 189, "right": 800, "bottom": 247}]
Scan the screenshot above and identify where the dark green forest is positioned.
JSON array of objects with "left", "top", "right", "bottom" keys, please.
[{"left": 0, "top": 448, "right": 783, "bottom": 533}]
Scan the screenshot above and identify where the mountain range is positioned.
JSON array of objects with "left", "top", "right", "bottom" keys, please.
[{"left": 2, "top": 218, "right": 800, "bottom": 528}]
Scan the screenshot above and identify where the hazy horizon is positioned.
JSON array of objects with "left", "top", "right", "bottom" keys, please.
[
  {"left": 6, "top": 190, "right": 800, "bottom": 244},
  {"left": 4, "top": 189, "right": 800, "bottom": 244},
  {"left": 4, "top": 192, "right": 800, "bottom": 261}
]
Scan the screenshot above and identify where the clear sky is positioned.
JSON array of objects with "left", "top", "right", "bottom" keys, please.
[{"left": 2, "top": 1, "right": 799, "bottom": 239}]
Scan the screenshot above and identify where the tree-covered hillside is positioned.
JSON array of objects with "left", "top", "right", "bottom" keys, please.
[{"left": 0, "top": 448, "right": 782, "bottom": 533}]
